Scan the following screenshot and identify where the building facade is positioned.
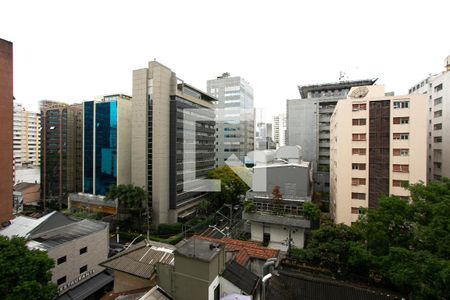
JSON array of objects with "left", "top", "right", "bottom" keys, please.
[
  {"left": 0, "top": 38, "right": 13, "bottom": 224},
  {"left": 83, "top": 94, "right": 132, "bottom": 196},
  {"left": 41, "top": 102, "right": 83, "bottom": 207},
  {"left": 272, "top": 113, "right": 286, "bottom": 148},
  {"left": 330, "top": 85, "right": 427, "bottom": 225},
  {"left": 132, "top": 61, "right": 216, "bottom": 225},
  {"left": 207, "top": 73, "right": 254, "bottom": 166},
  {"left": 287, "top": 79, "right": 377, "bottom": 202},
  {"left": 255, "top": 122, "right": 276, "bottom": 150},
  {"left": 13, "top": 102, "right": 40, "bottom": 167},
  {"left": 408, "top": 55, "right": 450, "bottom": 182}
]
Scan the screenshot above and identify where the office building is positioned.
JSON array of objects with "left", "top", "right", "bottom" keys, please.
[
  {"left": 330, "top": 85, "right": 427, "bottom": 225},
  {"left": 243, "top": 146, "right": 313, "bottom": 251},
  {"left": 408, "top": 55, "right": 450, "bottom": 182},
  {"left": 13, "top": 102, "right": 40, "bottom": 167},
  {"left": 287, "top": 79, "right": 377, "bottom": 202},
  {"left": 41, "top": 102, "right": 83, "bottom": 207},
  {"left": 132, "top": 61, "right": 216, "bottom": 225},
  {"left": 0, "top": 38, "right": 13, "bottom": 225},
  {"left": 207, "top": 73, "right": 254, "bottom": 166},
  {"left": 83, "top": 94, "right": 132, "bottom": 196},
  {"left": 255, "top": 122, "right": 276, "bottom": 150},
  {"left": 272, "top": 113, "right": 286, "bottom": 148}
]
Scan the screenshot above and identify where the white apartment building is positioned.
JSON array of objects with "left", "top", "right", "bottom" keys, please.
[
  {"left": 272, "top": 113, "right": 286, "bottom": 148},
  {"left": 408, "top": 55, "right": 450, "bottom": 182},
  {"left": 330, "top": 85, "right": 427, "bottom": 225},
  {"left": 13, "top": 102, "right": 40, "bottom": 166}
]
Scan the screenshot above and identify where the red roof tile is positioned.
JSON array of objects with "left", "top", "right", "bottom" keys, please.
[{"left": 194, "top": 235, "right": 279, "bottom": 266}]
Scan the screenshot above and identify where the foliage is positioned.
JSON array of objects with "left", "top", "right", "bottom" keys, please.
[
  {"left": 292, "top": 179, "right": 450, "bottom": 299},
  {"left": 0, "top": 236, "right": 57, "bottom": 300},
  {"left": 157, "top": 223, "right": 183, "bottom": 236},
  {"left": 303, "top": 202, "right": 321, "bottom": 220},
  {"left": 243, "top": 199, "right": 255, "bottom": 213},
  {"left": 207, "top": 166, "right": 250, "bottom": 210}
]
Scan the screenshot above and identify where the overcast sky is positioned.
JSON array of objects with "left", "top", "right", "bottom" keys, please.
[{"left": 1, "top": 0, "right": 449, "bottom": 121}]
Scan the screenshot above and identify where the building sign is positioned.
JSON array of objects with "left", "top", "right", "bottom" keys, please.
[{"left": 58, "top": 270, "right": 95, "bottom": 294}]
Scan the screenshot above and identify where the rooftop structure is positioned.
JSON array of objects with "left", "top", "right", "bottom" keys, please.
[
  {"left": 175, "top": 236, "right": 223, "bottom": 263},
  {"left": 221, "top": 260, "right": 260, "bottom": 296}
]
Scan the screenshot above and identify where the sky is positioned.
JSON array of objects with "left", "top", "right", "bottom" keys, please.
[{"left": 1, "top": 0, "right": 449, "bottom": 121}]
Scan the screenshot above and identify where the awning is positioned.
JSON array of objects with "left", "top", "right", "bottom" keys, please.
[{"left": 57, "top": 272, "right": 113, "bottom": 300}]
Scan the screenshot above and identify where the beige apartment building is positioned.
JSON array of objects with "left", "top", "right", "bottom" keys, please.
[
  {"left": 330, "top": 85, "right": 427, "bottom": 225},
  {"left": 13, "top": 102, "right": 41, "bottom": 167}
]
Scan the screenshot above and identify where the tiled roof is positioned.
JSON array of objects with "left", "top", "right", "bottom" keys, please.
[{"left": 194, "top": 236, "right": 279, "bottom": 266}]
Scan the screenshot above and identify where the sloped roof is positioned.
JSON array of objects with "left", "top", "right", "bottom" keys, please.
[
  {"left": 222, "top": 260, "right": 260, "bottom": 295},
  {"left": 100, "top": 241, "right": 175, "bottom": 279},
  {"left": 14, "top": 182, "right": 39, "bottom": 192},
  {"left": 195, "top": 236, "right": 279, "bottom": 266}
]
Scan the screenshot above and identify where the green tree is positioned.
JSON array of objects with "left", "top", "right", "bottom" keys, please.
[
  {"left": 0, "top": 236, "right": 57, "bottom": 300},
  {"left": 207, "top": 166, "right": 250, "bottom": 210},
  {"left": 303, "top": 201, "right": 321, "bottom": 220}
]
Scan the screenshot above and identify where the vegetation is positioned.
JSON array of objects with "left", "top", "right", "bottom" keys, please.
[
  {"left": 303, "top": 201, "right": 321, "bottom": 220},
  {"left": 292, "top": 179, "right": 450, "bottom": 299},
  {"left": 0, "top": 236, "right": 57, "bottom": 300}
]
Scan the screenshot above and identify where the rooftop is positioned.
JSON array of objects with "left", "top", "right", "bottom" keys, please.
[
  {"left": 14, "top": 182, "right": 39, "bottom": 192},
  {"left": 175, "top": 236, "right": 223, "bottom": 263},
  {"left": 195, "top": 236, "right": 279, "bottom": 266},
  {"left": 298, "top": 79, "right": 377, "bottom": 98},
  {"left": 222, "top": 260, "right": 260, "bottom": 295},
  {"left": 100, "top": 241, "right": 175, "bottom": 279}
]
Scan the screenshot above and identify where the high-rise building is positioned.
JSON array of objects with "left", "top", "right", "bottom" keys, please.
[
  {"left": 287, "top": 79, "right": 377, "bottom": 202},
  {"left": 41, "top": 102, "right": 83, "bottom": 207},
  {"left": 330, "top": 85, "right": 427, "bottom": 225},
  {"left": 207, "top": 73, "right": 254, "bottom": 166},
  {"left": 132, "top": 61, "right": 216, "bottom": 225},
  {"left": 255, "top": 122, "right": 275, "bottom": 150},
  {"left": 0, "top": 38, "right": 13, "bottom": 224},
  {"left": 272, "top": 113, "right": 286, "bottom": 148},
  {"left": 13, "top": 102, "right": 40, "bottom": 167},
  {"left": 408, "top": 55, "right": 450, "bottom": 182},
  {"left": 83, "top": 94, "right": 132, "bottom": 196}
]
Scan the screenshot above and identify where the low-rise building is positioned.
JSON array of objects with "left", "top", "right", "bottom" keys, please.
[
  {"left": 13, "top": 182, "right": 40, "bottom": 213},
  {"left": 243, "top": 146, "right": 313, "bottom": 251}
]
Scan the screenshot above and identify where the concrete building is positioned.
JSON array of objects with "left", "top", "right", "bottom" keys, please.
[
  {"left": 207, "top": 73, "right": 255, "bottom": 166},
  {"left": 287, "top": 79, "right": 377, "bottom": 202},
  {"left": 41, "top": 102, "right": 83, "bottom": 207},
  {"left": 0, "top": 38, "right": 13, "bottom": 225},
  {"left": 83, "top": 94, "right": 132, "bottom": 196},
  {"left": 132, "top": 61, "right": 216, "bottom": 225},
  {"left": 272, "top": 113, "right": 286, "bottom": 148},
  {"left": 255, "top": 122, "right": 276, "bottom": 151},
  {"left": 13, "top": 102, "right": 40, "bottom": 167},
  {"left": 0, "top": 211, "right": 111, "bottom": 298},
  {"left": 13, "top": 182, "right": 40, "bottom": 213},
  {"left": 408, "top": 55, "right": 450, "bottom": 182},
  {"left": 330, "top": 85, "right": 427, "bottom": 225},
  {"left": 243, "top": 146, "right": 313, "bottom": 251}
]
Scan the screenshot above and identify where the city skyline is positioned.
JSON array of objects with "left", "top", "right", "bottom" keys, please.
[{"left": 1, "top": 0, "right": 449, "bottom": 120}]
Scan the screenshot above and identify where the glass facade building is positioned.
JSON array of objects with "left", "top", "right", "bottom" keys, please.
[{"left": 83, "top": 101, "right": 94, "bottom": 194}]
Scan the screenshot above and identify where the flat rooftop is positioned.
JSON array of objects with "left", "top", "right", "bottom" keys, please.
[
  {"left": 298, "top": 79, "right": 377, "bottom": 98},
  {"left": 175, "top": 237, "right": 223, "bottom": 263}
]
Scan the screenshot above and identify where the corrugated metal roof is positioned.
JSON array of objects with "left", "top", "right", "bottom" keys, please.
[
  {"left": 0, "top": 211, "right": 57, "bottom": 238},
  {"left": 222, "top": 260, "right": 260, "bottom": 295},
  {"left": 101, "top": 241, "right": 175, "bottom": 279}
]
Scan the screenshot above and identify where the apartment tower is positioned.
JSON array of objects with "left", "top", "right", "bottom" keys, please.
[
  {"left": 330, "top": 85, "right": 427, "bottom": 225},
  {"left": 13, "top": 102, "right": 41, "bottom": 167},
  {"left": 132, "top": 61, "right": 216, "bottom": 225}
]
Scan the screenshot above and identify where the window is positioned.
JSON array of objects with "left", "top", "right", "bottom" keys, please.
[
  {"left": 393, "top": 133, "right": 409, "bottom": 140},
  {"left": 434, "top": 162, "right": 442, "bottom": 169},
  {"left": 393, "top": 180, "right": 409, "bottom": 187},
  {"left": 351, "top": 207, "right": 362, "bottom": 214},
  {"left": 352, "top": 163, "right": 366, "bottom": 170},
  {"left": 80, "top": 247, "right": 88, "bottom": 255},
  {"left": 393, "top": 149, "right": 409, "bottom": 156},
  {"left": 352, "top": 148, "right": 366, "bottom": 155},
  {"left": 352, "top": 193, "right": 366, "bottom": 200},
  {"left": 393, "top": 117, "right": 409, "bottom": 124},
  {"left": 352, "top": 118, "right": 366, "bottom": 126},
  {"left": 434, "top": 136, "right": 442, "bottom": 143},
  {"left": 352, "top": 178, "right": 366, "bottom": 186},
  {"left": 393, "top": 101, "right": 409, "bottom": 109},
  {"left": 434, "top": 123, "right": 442, "bottom": 130},
  {"left": 57, "top": 276, "right": 66, "bottom": 285},
  {"left": 434, "top": 84, "right": 443, "bottom": 92},
  {"left": 80, "top": 265, "right": 88, "bottom": 274},
  {"left": 434, "top": 97, "right": 442, "bottom": 105},
  {"left": 352, "top": 133, "right": 366, "bottom": 141},
  {"left": 57, "top": 256, "right": 66, "bottom": 265},
  {"left": 352, "top": 103, "right": 367, "bottom": 111},
  {"left": 434, "top": 110, "right": 443, "bottom": 118},
  {"left": 393, "top": 164, "right": 409, "bottom": 173}
]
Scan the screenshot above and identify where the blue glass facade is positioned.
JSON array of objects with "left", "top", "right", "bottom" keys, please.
[
  {"left": 83, "top": 101, "right": 94, "bottom": 193},
  {"left": 95, "top": 101, "right": 117, "bottom": 195}
]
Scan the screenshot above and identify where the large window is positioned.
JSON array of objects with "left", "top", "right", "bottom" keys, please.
[
  {"left": 393, "top": 133, "right": 409, "bottom": 140},
  {"left": 352, "top": 193, "right": 366, "bottom": 200},
  {"left": 393, "top": 117, "right": 409, "bottom": 124},
  {"left": 352, "top": 118, "right": 366, "bottom": 126},
  {"left": 352, "top": 103, "right": 367, "bottom": 111},
  {"left": 352, "top": 178, "right": 366, "bottom": 186},
  {"left": 352, "top": 163, "right": 366, "bottom": 170},
  {"left": 393, "top": 180, "right": 409, "bottom": 187},
  {"left": 352, "top": 134, "right": 366, "bottom": 141},
  {"left": 393, "top": 149, "right": 409, "bottom": 156},
  {"left": 352, "top": 148, "right": 366, "bottom": 155},
  {"left": 393, "top": 164, "right": 409, "bottom": 173},
  {"left": 393, "top": 101, "right": 409, "bottom": 109}
]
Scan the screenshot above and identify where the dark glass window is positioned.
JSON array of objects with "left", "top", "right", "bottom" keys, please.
[
  {"left": 57, "top": 256, "right": 66, "bottom": 265},
  {"left": 57, "top": 276, "right": 66, "bottom": 285},
  {"left": 80, "top": 247, "right": 88, "bottom": 255},
  {"left": 83, "top": 101, "right": 94, "bottom": 193},
  {"left": 80, "top": 265, "right": 87, "bottom": 274}
]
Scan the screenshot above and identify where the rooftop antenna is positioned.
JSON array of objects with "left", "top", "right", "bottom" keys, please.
[{"left": 339, "top": 71, "right": 346, "bottom": 81}]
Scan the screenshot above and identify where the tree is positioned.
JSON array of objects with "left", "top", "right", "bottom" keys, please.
[
  {"left": 207, "top": 166, "right": 250, "bottom": 210},
  {"left": 303, "top": 201, "right": 321, "bottom": 220},
  {"left": 0, "top": 236, "right": 57, "bottom": 300}
]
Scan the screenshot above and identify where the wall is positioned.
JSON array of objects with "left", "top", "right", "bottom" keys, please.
[
  {"left": 0, "top": 39, "right": 13, "bottom": 224},
  {"left": 113, "top": 271, "right": 154, "bottom": 293},
  {"left": 117, "top": 98, "right": 132, "bottom": 186}
]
